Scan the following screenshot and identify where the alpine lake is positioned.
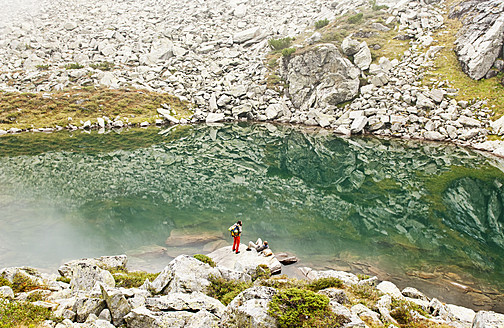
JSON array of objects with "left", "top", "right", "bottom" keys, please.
[{"left": 0, "top": 123, "right": 503, "bottom": 311}]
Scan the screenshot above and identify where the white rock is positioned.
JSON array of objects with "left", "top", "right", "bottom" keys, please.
[
  {"left": 376, "top": 281, "right": 404, "bottom": 299},
  {"left": 350, "top": 116, "right": 368, "bottom": 133},
  {"left": 206, "top": 113, "right": 225, "bottom": 123}
]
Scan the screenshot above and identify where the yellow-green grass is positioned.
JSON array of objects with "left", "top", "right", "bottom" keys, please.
[
  {"left": 0, "top": 87, "right": 193, "bottom": 130},
  {"left": 422, "top": 3, "right": 504, "bottom": 119}
]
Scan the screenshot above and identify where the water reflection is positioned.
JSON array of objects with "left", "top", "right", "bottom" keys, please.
[{"left": 0, "top": 123, "right": 503, "bottom": 310}]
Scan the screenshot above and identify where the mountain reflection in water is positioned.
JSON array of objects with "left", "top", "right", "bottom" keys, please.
[{"left": 0, "top": 123, "right": 503, "bottom": 311}]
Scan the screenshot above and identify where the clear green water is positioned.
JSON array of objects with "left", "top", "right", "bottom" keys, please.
[{"left": 0, "top": 123, "right": 503, "bottom": 310}]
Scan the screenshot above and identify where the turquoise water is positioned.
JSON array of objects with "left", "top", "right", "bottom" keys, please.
[{"left": 0, "top": 123, "right": 503, "bottom": 310}]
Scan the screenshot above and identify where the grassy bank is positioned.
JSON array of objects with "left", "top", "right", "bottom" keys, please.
[{"left": 0, "top": 87, "right": 193, "bottom": 130}]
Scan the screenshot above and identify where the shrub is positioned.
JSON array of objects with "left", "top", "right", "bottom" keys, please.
[
  {"left": 11, "top": 273, "right": 40, "bottom": 293},
  {"left": 206, "top": 275, "right": 252, "bottom": 305},
  {"left": 65, "top": 63, "right": 84, "bottom": 70},
  {"left": 26, "top": 291, "right": 46, "bottom": 302},
  {"left": 370, "top": 0, "right": 388, "bottom": 11},
  {"left": 56, "top": 276, "right": 71, "bottom": 284},
  {"left": 252, "top": 264, "right": 271, "bottom": 281},
  {"left": 268, "top": 288, "right": 344, "bottom": 328},
  {"left": 268, "top": 37, "right": 293, "bottom": 51},
  {"left": 315, "top": 19, "right": 329, "bottom": 29},
  {"left": 390, "top": 299, "right": 428, "bottom": 325},
  {"left": 348, "top": 13, "right": 364, "bottom": 24},
  {"left": 0, "top": 299, "right": 59, "bottom": 327},
  {"left": 307, "top": 277, "right": 344, "bottom": 292},
  {"left": 0, "top": 277, "right": 11, "bottom": 288},
  {"left": 193, "top": 254, "right": 216, "bottom": 267},
  {"left": 282, "top": 48, "right": 296, "bottom": 57},
  {"left": 112, "top": 270, "right": 160, "bottom": 288},
  {"left": 90, "top": 61, "right": 114, "bottom": 71},
  {"left": 36, "top": 64, "right": 50, "bottom": 71},
  {"left": 350, "top": 284, "right": 381, "bottom": 302}
]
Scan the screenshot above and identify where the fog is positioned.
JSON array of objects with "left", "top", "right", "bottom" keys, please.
[{"left": 0, "top": 0, "right": 43, "bottom": 23}]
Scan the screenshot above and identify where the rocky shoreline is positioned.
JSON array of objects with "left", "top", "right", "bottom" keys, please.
[
  {"left": 1, "top": 251, "right": 504, "bottom": 328},
  {"left": 1, "top": 0, "right": 504, "bottom": 157}
]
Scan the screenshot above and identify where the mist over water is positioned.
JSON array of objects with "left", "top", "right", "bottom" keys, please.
[
  {"left": 0, "top": 0, "right": 43, "bottom": 25},
  {"left": 0, "top": 124, "right": 503, "bottom": 311}
]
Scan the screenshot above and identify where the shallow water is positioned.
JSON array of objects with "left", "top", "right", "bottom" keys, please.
[{"left": 0, "top": 123, "right": 503, "bottom": 311}]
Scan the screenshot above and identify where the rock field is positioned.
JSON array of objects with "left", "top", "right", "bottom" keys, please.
[{"left": 1, "top": 0, "right": 504, "bottom": 157}]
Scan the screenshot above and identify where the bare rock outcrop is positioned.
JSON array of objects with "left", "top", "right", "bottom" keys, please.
[
  {"left": 450, "top": 0, "right": 504, "bottom": 80},
  {"left": 281, "top": 43, "right": 360, "bottom": 112}
]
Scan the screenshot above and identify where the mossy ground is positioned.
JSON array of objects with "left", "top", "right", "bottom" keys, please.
[{"left": 0, "top": 87, "right": 193, "bottom": 130}]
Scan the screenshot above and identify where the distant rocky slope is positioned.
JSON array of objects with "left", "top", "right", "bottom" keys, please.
[
  {"left": 1, "top": 253, "right": 503, "bottom": 328},
  {"left": 1, "top": 0, "right": 504, "bottom": 157}
]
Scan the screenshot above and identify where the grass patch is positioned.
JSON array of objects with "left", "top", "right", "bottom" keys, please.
[
  {"left": 35, "top": 64, "right": 50, "bottom": 71},
  {"left": 0, "top": 299, "right": 60, "bottom": 328},
  {"left": 110, "top": 269, "right": 160, "bottom": 288},
  {"left": 90, "top": 62, "right": 114, "bottom": 71},
  {"left": 56, "top": 277, "right": 71, "bottom": 284},
  {"left": 65, "top": 63, "right": 84, "bottom": 70},
  {"left": 315, "top": 19, "right": 330, "bottom": 29},
  {"left": 193, "top": 254, "right": 216, "bottom": 267},
  {"left": 251, "top": 264, "right": 272, "bottom": 281},
  {"left": 206, "top": 275, "right": 252, "bottom": 306},
  {"left": 348, "top": 13, "right": 364, "bottom": 24},
  {"left": 0, "top": 87, "right": 192, "bottom": 130},
  {"left": 348, "top": 284, "right": 382, "bottom": 308}
]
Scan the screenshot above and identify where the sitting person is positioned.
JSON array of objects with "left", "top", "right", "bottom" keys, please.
[{"left": 246, "top": 238, "right": 269, "bottom": 254}]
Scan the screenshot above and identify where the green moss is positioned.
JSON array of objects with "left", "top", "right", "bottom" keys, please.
[
  {"left": 35, "top": 64, "right": 50, "bottom": 71},
  {"left": 89, "top": 62, "right": 114, "bottom": 71},
  {"left": 349, "top": 284, "right": 382, "bottom": 307},
  {"left": 193, "top": 254, "right": 216, "bottom": 267},
  {"left": 206, "top": 275, "right": 252, "bottom": 305},
  {"left": 26, "top": 291, "right": 46, "bottom": 302},
  {"left": 268, "top": 288, "right": 345, "bottom": 328},
  {"left": 0, "top": 299, "right": 60, "bottom": 327},
  {"left": 0, "top": 277, "right": 10, "bottom": 288},
  {"left": 390, "top": 299, "right": 429, "bottom": 325},
  {"left": 260, "top": 276, "right": 307, "bottom": 290},
  {"left": 307, "top": 277, "right": 344, "bottom": 292},
  {"left": 111, "top": 269, "right": 160, "bottom": 288}
]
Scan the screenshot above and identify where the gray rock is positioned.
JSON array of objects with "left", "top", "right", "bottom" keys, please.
[
  {"left": 206, "top": 113, "right": 225, "bottom": 123},
  {"left": 208, "top": 245, "right": 281, "bottom": 275},
  {"left": 74, "top": 298, "right": 106, "bottom": 323},
  {"left": 145, "top": 292, "right": 225, "bottom": 317},
  {"left": 350, "top": 116, "right": 368, "bottom": 134},
  {"left": 472, "top": 310, "right": 504, "bottom": 328},
  {"left": 299, "top": 267, "right": 359, "bottom": 286},
  {"left": 123, "top": 306, "right": 193, "bottom": 328},
  {"left": 233, "top": 27, "right": 261, "bottom": 44},
  {"left": 147, "top": 255, "right": 220, "bottom": 295},
  {"left": 283, "top": 44, "right": 359, "bottom": 111},
  {"left": 265, "top": 103, "right": 283, "bottom": 120},
  {"left": 351, "top": 303, "right": 382, "bottom": 326},
  {"left": 423, "top": 131, "right": 445, "bottom": 141},
  {"left": 220, "top": 286, "right": 277, "bottom": 328},
  {"left": 0, "top": 286, "right": 14, "bottom": 298},
  {"left": 341, "top": 37, "right": 361, "bottom": 56},
  {"left": 354, "top": 42, "right": 372, "bottom": 70},
  {"left": 491, "top": 115, "right": 504, "bottom": 134},
  {"left": 401, "top": 287, "right": 428, "bottom": 301},
  {"left": 451, "top": 0, "right": 504, "bottom": 80},
  {"left": 416, "top": 93, "right": 435, "bottom": 109},
  {"left": 101, "top": 287, "right": 132, "bottom": 327},
  {"left": 376, "top": 281, "right": 404, "bottom": 299},
  {"left": 446, "top": 304, "right": 475, "bottom": 326},
  {"left": 157, "top": 108, "right": 180, "bottom": 124}
]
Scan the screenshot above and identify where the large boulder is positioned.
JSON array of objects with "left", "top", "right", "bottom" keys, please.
[
  {"left": 101, "top": 287, "right": 132, "bottom": 327},
  {"left": 59, "top": 255, "right": 127, "bottom": 278},
  {"left": 208, "top": 245, "right": 282, "bottom": 275},
  {"left": 282, "top": 43, "right": 360, "bottom": 111},
  {"left": 472, "top": 311, "right": 504, "bottom": 328},
  {"left": 145, "top": 292, "right": 225, "bottom": 318},
  {"left": 450, "top": 0, "right": 504, "bottom": 80},
  {"left": 220, "top": 286, "right": 277, "bottom": 328},
  {"left": 123, "top": 306, "right": 194, "bottom": 328},
  {"left": 146, "top": 255, "right": 220, "bottom": 294},
  {"left": 69, "top": 263, "right": 115, "bottom": 293},
  {"left": 298, "top": 267, "right": 359, "bottom": 286}
]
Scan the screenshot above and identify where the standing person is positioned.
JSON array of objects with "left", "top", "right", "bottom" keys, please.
[{"left": 228, "top": 220, "right": 242, "bottom": 254}]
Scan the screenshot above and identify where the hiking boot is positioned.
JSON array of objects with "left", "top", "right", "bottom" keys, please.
[
  {"left": 246, "top": 248, "right": 251, "bottom": 251},
  {"left": 236, "top": 251, "right": 240, "bottom": 254}
]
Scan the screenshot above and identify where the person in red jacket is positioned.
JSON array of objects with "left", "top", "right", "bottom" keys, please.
[{"left": 228, "top": 220, "right": 242, "bottom": 254}]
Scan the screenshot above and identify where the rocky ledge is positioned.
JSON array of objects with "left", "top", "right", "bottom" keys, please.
[{"left": 0, "top": 251, "right": 503, "bottom": 328}]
